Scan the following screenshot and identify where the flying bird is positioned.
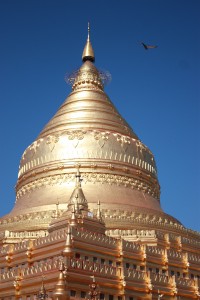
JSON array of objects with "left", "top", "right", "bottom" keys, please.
[{"left": 140, "top": 42, "right": 158, "bottom": 50}]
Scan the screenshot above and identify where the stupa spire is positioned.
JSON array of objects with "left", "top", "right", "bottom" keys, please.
[{"left": 82, "top": 22, "right": 95, "bottom": 62}]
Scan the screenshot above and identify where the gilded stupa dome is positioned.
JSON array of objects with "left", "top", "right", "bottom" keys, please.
[{"left": 0, "top": 25, "right": 181, "bottom": 234}]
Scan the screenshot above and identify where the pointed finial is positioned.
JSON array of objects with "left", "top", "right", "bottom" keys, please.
[
  {"left": 75, "top": 194, "right": 79, "bottom": 211},
  {"left": 97, "top": 200, "right": 102, "bottom": 221},
  {"left": 53, "top": 263, "right": 69, "bottom": 299},
  {"left": 82, "top": 22, "right": 95, "bottom": 62},
  {"left": 37, "top": 275, "right": 48, "bottom": 299},
  {"left": 55, "top": 202, "right": 60, "bottom": 218},
  {"left": 63, "top": 225, "right": 73, "bottom": 256},
  {"left": 70, "top": 204, "right": 77, "bottom": 227},
  {"left": 75, "top": 167, "right": 82, "bottom": 187},
  {"left": 88, "top": 275, "right": 98, "bottom": 300},
  {"left": 67, "top": 168, "right": 88, "bottom": 213},
  {"left": 158, "top": 290, "right": 164, "bottom": 299},
  {"left": 87, "top": 22, "right": 90, "bottom": 40},
  {"left": 51, "top": 201, "right": 60, "bottom": 219}
]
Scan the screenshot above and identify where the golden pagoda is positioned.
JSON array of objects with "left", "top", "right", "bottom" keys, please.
[{"left": 0, "top": 25, "right": 199, "bottom": 300}]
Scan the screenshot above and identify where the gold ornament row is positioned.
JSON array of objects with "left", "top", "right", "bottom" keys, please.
[
  {"left": 21, "top": 131, "right": 154, "bottom": 160},
  {"left": 18, "top": 130, "right": 156, "bottom": 178},
  {"left": 16, "top": 172, "right": 160, "bottom": 201}
]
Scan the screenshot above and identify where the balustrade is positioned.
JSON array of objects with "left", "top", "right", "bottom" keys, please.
[
  {"left": 75, "top": 229, "right": 117, "bottom": 248},
  {"left": 70, "top": 258, "right": 119, "bottom": 277},
  {"left": 150, "top": 272, "right": 169, "bottom": 284},
  {"left": 123, "top": 241, "right": 141, "bottom": 252},
  {"left": 176, "top": 277, "right": 194, "bottom": 288},
  {"left": 188, "top": 253, "right": 200, "bottom": 263},
  {"left": 167, "top": 249, "right": 183, "bottom": 260},
  {"left": 124, "top": 269, "right": 146, "bottom": 281},
  {"left": 146, "top": 246, "right": 164, "bottom": 256}
]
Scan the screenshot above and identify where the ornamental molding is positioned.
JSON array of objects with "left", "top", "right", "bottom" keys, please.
[
  {"left": 113, "top": 133, "right": 131, "bottom": 152},
  {"left": 0, "top": 209, "right": 200, "bottom": 244},
  {"left": 72, "top": 69, "right": 104, "bottom": 91},
  {"left": 21, "top": 130, "right": 154, "bottom": 160},
  {"left": 18, "top": 131, "right": 157, "bottom": 179},
  {"left": 16, "top": 172, "right": 160, "bottom": 200},
  {"left": 46, "top": 134, "right": 59, "bottom": 151},
  {"left": 93, "top": 131, "right": 110, "bottom": 148}
]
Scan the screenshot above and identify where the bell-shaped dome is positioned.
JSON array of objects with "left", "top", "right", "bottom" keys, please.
[{"left": 0, "top": 25, "right": 181, "bottom": 234}]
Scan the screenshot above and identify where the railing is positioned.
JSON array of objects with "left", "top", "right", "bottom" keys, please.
[
  {"left": 0, "top": 268, "right": 18, "bottom": 280},
  {"left": 167, "top": 249, "right": 183, "bottom": 260},
  {"left": 22, "top": 258, "right": 60, "bottom": 277},
  {"left": 70, "top": 258, "right": 120, "bottom": 277},
  {"left": 75, "top": 229, "right": 117, "bottom": 248},
  {"left": 146, "top": 246, "right": 164, "bottom": 256},
  {"left": 107, "top": 229, "right": 157, "bottom": 239},
  {"left": 33, "top": 228, "right": 67, "bottom": 247},
  {"left": 123, "top": 240, "right": 141, "bottom": 252},
  {"left": 150, "top": 273, "right": 169, "bottom": 284},
  {"left": 188, "top": 253, "right": 200, "bottom": 263},
  {"left": 124, "top": 269, "right": 146, "bottom": 281},
  {"left": 0, "top": 257, "right": 61, "bottom": 281},
  {"left": 0, "top": 245, "right": 10, "bottom": 255},
  {"left": 13, "top": 240, "right": 29, "bottom": 252},
  {"left": 176, "top": 277, "right": 194, "bottom": 288},
  {"left": 181, "top": 236, "right": 200, "bottom": 248}
]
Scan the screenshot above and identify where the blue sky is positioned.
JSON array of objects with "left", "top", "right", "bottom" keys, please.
[{"left": 0, "top": 0, "right": 199, "bottom": 231}]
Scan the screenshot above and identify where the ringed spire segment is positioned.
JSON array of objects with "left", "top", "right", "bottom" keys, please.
[{"left": 82, "top": 22, "right": 95, "bottom": 63}]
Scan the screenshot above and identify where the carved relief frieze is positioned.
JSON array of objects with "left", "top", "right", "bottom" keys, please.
[
  {"left": 18, "top": 129, "right": 158, "bottom": 181},
  {"left": 26, "top": 138, "right": 43, "bottom": 159},
  {"left": 28, "top": 138, "right": 43, "bottom": 157},
  {"left": 64, "top": 130, "right": 87, "bottom": 148},
  {"left": 21, "top": 149, "right": 27, "bottom": 162},
  {"left": 93, "top": 131, "right": 110, "bottom": 148},
  {"left": 16, "top": 171, "right": 160, "bottom": 200},
  {"left": 73, "top": 81, "right": 103, "bottom": 92},
  {"left": 136, "top": 140, "right": 147, "bottom": 159},
  {"left": 113, "top": 133, "right": 131, "bottom": 152},
  {"left": 72, "top": 69, "right": 103, "bottom": 91},
  {"left": 16, "top": 173, "right": 74, "bottom": 200},
  {"left": 67, "top": 130, "right": 86, "bottom": 140},
  {"left": 46, "top": 134, "right": 60, "bottom": 151}
]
